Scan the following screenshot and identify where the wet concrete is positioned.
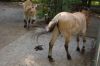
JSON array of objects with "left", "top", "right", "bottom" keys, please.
[
  {"left": 87, "top": 15, "right": 100, "bottom": 38},
  {"left": 0, "top": 2, "right": 99, "bottom": 66},
  {"left": 0, "top": 29, "right": 95, "bottom": 66}
]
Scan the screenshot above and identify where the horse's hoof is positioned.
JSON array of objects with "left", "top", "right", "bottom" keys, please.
[
  {"left": 32, "top": 20, "right": 35, "bottom": 24},
  {"left": 67, "top": 55, "right": 72, "bottom": 60},
  {"left": 24, "top": 25, "right": 27, "bottom": 28},
  {"left": 76, "top": 47, "right": 80, "bottom": 52},
  {"left": 48, "top": 56, "right": 55, "bottom": 62},
  {"left": 81, "top": 48, "right": 85, "bottom": 54}
]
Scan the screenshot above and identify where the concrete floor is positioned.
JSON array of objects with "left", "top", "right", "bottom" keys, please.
[
  {"left": 0, "top": 30, "right": 95, "bottom": 66},
  {"left": 0, "top": 2, "right": 99, "bottom": 66},
  {"left": 0, "top": 2, "right": 28, "bottom": 49}
]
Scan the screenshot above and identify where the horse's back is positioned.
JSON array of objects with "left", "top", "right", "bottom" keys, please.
[
  {"left": 58, "top": 12, "right": 86, "bottom": 35},
  {"left": 58, "top": 12, "right": 77, "bottom": 31},
  {"left": 73, "top": 12, "right": 87, "bottom": 34}
]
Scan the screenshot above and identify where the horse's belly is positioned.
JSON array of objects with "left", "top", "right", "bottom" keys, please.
[{"left": 72, "top": 29, "right": 80, "bottom": 35}]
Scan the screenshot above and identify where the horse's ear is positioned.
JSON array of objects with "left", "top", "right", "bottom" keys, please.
[{"left": 32, "top": 4, "right": 38, "bottom": 8}]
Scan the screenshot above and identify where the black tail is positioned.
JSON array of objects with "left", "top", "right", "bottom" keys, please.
[
  {"left": 36, "top": 21, "right": 59, "bottom": 44},
  {"left": 36, "top": 30, "right": 49, "bottom": 44},
  {"left": 48, "top": 23, "right": 57, "bottom": 32}
]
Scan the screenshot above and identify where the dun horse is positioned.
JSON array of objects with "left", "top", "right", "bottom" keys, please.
[
  {"left": 23, "top": 0, "right": 37, "bottom": 29},
  {"left": 37, "top": 9, "right": 90, "bottom": 62}
]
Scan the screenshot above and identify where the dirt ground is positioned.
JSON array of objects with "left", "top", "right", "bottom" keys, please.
[
  {"left": 0, "top": 2, "right": 28, "bottom": 49},
  {"left": 0, "top": 2, "right": 100, "bottom": 66}
]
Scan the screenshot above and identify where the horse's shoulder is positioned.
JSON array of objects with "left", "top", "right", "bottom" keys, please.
[{"left": 73, "top": 12, "right": 85, "bottom": 19}]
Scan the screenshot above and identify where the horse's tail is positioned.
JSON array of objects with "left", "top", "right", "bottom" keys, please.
[
  {"left": 36, "top": 13, "right": 61, "bottom": 44},
  {"left": 36, "top": 21, "right": 59, "bottom": 44},
  {"left": 46, "top": 13, "right": 60, "bottom": 32},
  {"left": 46, "top": 21, "right": 57, "bottom": 32},
  {"left": 36, "top": 30, "right": 49, "bottom": 44}
]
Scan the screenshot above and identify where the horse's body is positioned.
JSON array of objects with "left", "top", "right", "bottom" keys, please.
[
  {"left": 23, "top": 0, "right": 37, "bottom": 29},
  {"left": 47, "top": 12, "right": 86, "bottom": 34},
  {"left": 46, "top": 10, "right": 90, "bottom": 62}
]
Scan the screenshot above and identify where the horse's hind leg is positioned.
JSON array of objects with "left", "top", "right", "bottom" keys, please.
[
  {"left": 64, "top": 33, "right": 71, "bottom": 60},
  {"left": 76, "top": 34, "right": 80, "bottom": 52},
  {"left": 48, "top": 26, "right": 59, "bottom": 62},
  {"left": 81, "top": 35, "right": 86, "bottom": 54}
]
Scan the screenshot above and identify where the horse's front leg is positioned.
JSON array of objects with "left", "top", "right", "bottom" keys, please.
[
  {"left": 27, "top": 18, "right": 30, "bottom": 30},
  {"left": 31, "top": 16, "right": 36, "bottom": 24},
  {"left": 76, "top": 34, "right": 80, "bottom": 52},
  {"left": 24, "top": 15, "right": 27, "bottom": 28},
  {"left": 48, "top": 26, "right": 59, "bottom": 62},
  {"left": 24, "top": 16, "right": 29, "bottom": 29},
  {"left": 81, "top": 35, "right": 86, "bottom": 54},
  {"left": 64, "top": 33, "right": 72, "bottom": 60},
  {"left": 24, "top": 19, "right": 27, "bottom": 28}
]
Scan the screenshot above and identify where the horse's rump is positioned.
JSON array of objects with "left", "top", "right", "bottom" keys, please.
[{"left": 47, "top": 12, "right": 87, "bottom": 35}]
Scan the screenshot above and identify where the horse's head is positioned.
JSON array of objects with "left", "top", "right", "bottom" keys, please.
[
  {"left": 32, "top": 4, "right": 38, "bottom": 10},
  {"left": 81, "top": 8, "right": 92, "bottom": 28}
]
